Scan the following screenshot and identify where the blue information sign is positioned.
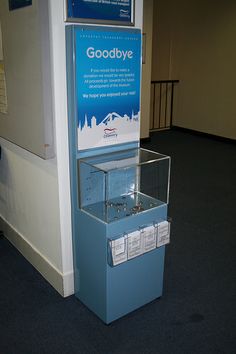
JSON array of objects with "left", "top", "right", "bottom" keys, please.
[
  {"left": 74, "top": 26, "right": 141, "bottom": 150},
  {"left": 67, "top": 0, "right": 133, "bottom": 24}
]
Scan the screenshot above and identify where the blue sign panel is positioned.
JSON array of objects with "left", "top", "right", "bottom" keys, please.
[
  {"left": 74, "top": 26, "right": 141, "bottom": 150},
  {"left": 67, "top": 0, "right": 133, "bottom": 24},
  {"left": 9, "top": 0, "right": 32, "bottom": 10}
]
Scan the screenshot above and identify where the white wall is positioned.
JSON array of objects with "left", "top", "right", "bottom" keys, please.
[
  {"left": 0, "top": 0, "right": 73, "bottom": 296},
  {"left": 0, "top": 138, "right": 67, "bottom": 292},
  {"left": 136, "top": 0, "right": 144, "bottom": 29},
  {"left": 0, "top": 0, "right": 144, "bottom": 297}
]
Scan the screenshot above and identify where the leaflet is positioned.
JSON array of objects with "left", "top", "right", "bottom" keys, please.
[
  {"left": 157, "top": 221, "right": 170, "bottom": 247},
  {"left": 127, "top": 230, "right": 143, "bottom": 260},
  {"left": 142, "top": 225, "right": 156, "bottom": 253},
  {"left": 110, "top": 236, "right": 127, "bottom": 266}
]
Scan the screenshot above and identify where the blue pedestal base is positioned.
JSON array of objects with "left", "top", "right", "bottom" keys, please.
[{"left": 73, "top": 205, "right": 167, "bottom": 324}]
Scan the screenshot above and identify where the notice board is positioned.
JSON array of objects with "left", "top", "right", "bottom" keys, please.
[
  {"left": 0, "top": 0, "right": 54, "bottom": 159},
  {"left": 66, "top": 0, "right": 134, "bottom": 25}
]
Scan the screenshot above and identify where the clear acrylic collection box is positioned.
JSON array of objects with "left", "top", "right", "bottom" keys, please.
[{"left": 78, "top": 148, "right": 170, "bottom": 223}]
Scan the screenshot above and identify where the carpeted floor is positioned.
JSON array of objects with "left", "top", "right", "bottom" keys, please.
[{"left": 0, "top": 130, "right": 235, "bottom": 354}]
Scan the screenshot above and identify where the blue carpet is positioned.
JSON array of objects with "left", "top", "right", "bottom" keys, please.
[{"left": 0, "top": 130, "right": 235, "bottom": 354}]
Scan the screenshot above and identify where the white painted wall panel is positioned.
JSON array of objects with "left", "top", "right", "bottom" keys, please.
[{"left": 0, "top": 0, "right": 54, "bottom": 158}]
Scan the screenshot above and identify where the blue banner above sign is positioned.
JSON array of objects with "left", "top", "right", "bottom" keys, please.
[
  {"left": 74, "top": 26, "right": 141, "bottom": 151},
  {"left": 67, "top": 0, "right": 133, "bottom": 25},
  {"left": 9, "top": 0, "right": 32, "bottom": 11}
]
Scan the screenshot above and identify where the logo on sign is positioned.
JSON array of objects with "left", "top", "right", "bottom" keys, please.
[
  {"left": 120, "top": 9, "right": 130, "bottom": 18},
  {"left": 104, "top": 128, "right": 118, "bottom": 139}
]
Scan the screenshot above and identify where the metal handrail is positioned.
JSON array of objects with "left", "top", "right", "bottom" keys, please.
[{"left": 150, "top": 80, "right": 179, "bottom": 131}]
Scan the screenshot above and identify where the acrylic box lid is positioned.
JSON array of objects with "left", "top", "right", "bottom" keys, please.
[{"left": 79, "top": 148, "right": 169, "bottom": 172}]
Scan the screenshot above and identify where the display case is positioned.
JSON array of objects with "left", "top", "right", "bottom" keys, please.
[{"left": 78, "top": 148, "right": 170, "bottom": 223}]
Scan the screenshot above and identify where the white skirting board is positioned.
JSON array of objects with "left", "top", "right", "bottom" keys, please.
[{"left": 0, "top": 216, "right": 74, "bottom": 297}]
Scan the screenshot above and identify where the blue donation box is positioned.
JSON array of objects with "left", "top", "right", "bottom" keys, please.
[{"left": 66, "top": 25, "right": 171, "bottom": 324}]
